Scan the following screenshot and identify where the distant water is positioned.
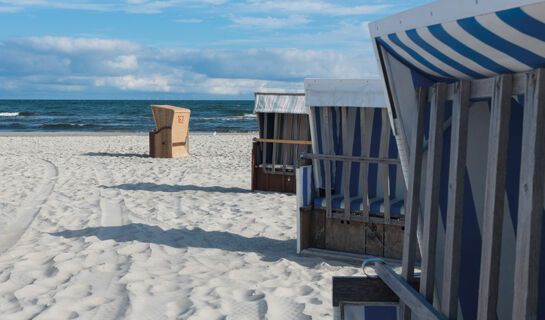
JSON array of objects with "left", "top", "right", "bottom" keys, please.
[{"left": 0, "top": 100, "right": 257, "bottom": 132}]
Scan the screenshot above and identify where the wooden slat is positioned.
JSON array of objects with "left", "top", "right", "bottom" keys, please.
[
  {"left": 325, "top": 159, "right": 332, "bottom": 219},
  {"left": 360, "top": 109, "right": 369, "bottom": 221},
  {"left": 373, "top": 261, "right": 447, "bottom": 320},
  {"left": 419, "top": 82, "right": 447, "bottom": 303},
  {"left": 342, "top": 108, "right": 351, "bottom": 220},
  {"left": 332, "top": 276, "right": 400, "bottom": 306},
  {"left": 271, "top": 113, "right": 279, "bottom": 173},
  {"left": 253, "top": 138, "right": 312, "bottom": 145},
  {"left": 399, "top": 86, "right": 427, "bottom": 319},
  {"left": 441, "top": 80, "right": 471, "bottom": 319},
  {"left": 300, "top": 153, "right": 400, "bottom": 164},
  {"left": 262, "top": 113, "right": 268, "bottom": 174},
  {"left": 477, "top": 74, "right": 513, "bottom": 320},
  {"left": 324, "top": 108, "right": 332, "bottom": 219},
  {"left": 379, "top": 108, "right": 391, "bottom": 224},
  {"left": 512, "top": 69, "right": 545, "bottom": 319},
  {"left": 344, "top": 160, "right": 351, "bottom": 219},
  {"left": 445, "top": 72, "right": 526, "bottom": 100}
]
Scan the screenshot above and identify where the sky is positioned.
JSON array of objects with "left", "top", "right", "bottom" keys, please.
[{"left": 0, "top": 0, "right": 433, "bottom": 99}]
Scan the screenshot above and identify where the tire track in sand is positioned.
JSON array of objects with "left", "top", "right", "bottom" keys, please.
[
  {"left": 88, "top": 162, "right": 131, "bottom": 320},
  {"left": 0, "top": 158, "right": 58, "bottom": 255}
]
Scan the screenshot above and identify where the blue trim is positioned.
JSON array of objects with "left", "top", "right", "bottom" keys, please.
[
  {"left": 506, "top": 96, "right": 524, "bottom": 232},
  {"left": 406, "top": 29, "right": 484, "bottom": 78},
  {"left": 388, "top": 131, "right": 398, "bottom": 199},
  {"left": 364, "top": 305, "right": 397, "bottom": 319},
  {"left": 458, "top": 170, "right": 482, "bottom": 319},
  {"left": 388, "top": 33, "right": 453, "bottom": 78},
  {"left": 457, "top": 17, "right": 543, "bottom": 69},
  {"left": 314, "top": 107, "right": 326, "bottom": 189},
  {"left": 497, "top": 7, "right": 545, "bottom": 43},
  {"left": 427, "top": 24, "right": 512, "bottom": 75}
]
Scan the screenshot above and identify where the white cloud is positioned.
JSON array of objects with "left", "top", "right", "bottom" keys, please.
[
  {"left": 95, "top": 74, "right": 171, "bottom": 91},
  {"left": 106, "top": 55, "right": 139, "bottom": 70},
  {"left": 243, "top": 0, "right": 389, "bottom": 16},
  {"left": 0, "top": 36, "right": 379, "bottom": 97},
  {"left": 230, "top": 15, "right": 309, "bottom": 29}
]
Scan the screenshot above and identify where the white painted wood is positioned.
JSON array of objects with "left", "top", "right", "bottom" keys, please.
[
  {"left": 379, "top": 109, "right": 391, "bottom": 224},
  {"left": 373, "top": 261, "right": 447, "bottom": 320},
  {"left": 399, "top": 86, "right": 427, "bottom": 319},
  {"left": 441, "top": 80, "right": 471, "bottom": 319},
  {"left": 512, "top": 69, "right": 545, "bottom": 319},
  {"left": 360, "top": 109, "right": 370, "bottom": 221},
  {"left": 477, "top": 74, "right": 513, "bottom": 320},
  {"left": 420, "top": 82, "right": 447, "bottom": 303}
]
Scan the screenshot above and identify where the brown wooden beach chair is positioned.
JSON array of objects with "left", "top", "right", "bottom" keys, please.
[{"left": 149, "top": 105, "right": 191, "bottom": 158}]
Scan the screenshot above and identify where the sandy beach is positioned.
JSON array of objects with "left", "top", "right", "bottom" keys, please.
[{"left": 0, "top": 133, "right": 360, "bottom": 319}]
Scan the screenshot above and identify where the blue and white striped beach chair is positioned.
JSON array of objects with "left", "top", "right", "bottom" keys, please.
[
  {"left": 296, "top": 79, "right": 406, "bottom": 260},
  {"left": 359, "top": 0, "right": 545, "bottom": 319}
]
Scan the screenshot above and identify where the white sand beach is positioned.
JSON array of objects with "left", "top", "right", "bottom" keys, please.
[{"left": 0, "top": 133, "right": 360, "bottom": 320}]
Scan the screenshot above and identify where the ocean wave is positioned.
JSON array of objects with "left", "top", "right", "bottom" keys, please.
[
  {"left": 40, "top": 123, "right": 87, "bottom": 129},
  {"left": 197, "top": 113, "right": 256, "bottom": 121},
  {"left": 0, "top": 112, "right": 37, "bottom": 117}
]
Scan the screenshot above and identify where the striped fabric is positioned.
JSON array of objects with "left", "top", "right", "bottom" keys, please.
[
  {"left": 371, "top": 2, "right": 545, "bottom": 317},
  {"left": 254, "top": 94, "right": 307, "bottom": 114},
  {"left": 376, "top": 2, "right": 545, "bottom": 80},
  {"left": 310, "top": 106, "right": 405, "bottom": 216},
  {"left": 297, "top": 165, "right": 314, "bottom": 208}
]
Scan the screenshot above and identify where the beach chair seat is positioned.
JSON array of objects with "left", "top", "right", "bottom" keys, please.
[{"left": 313, "top": 195, "right": 404, "bottom": 216}]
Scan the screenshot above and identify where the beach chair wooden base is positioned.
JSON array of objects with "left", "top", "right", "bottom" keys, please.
[
  {"left": 332, "top": 276, "right": 420, "bottom": 320},
  {"left": 298, "top": 207, "right": 407, "bottom": 260},
  {"left": 251, "top": 141, "right": 297, "bottom": 193},
  {"left": 149, "top": 129, "right": 189, "bottom": 158}
]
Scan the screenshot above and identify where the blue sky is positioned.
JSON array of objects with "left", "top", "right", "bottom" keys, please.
[{"left": 0, "top": 0, "right": 432, "bottom": 99}]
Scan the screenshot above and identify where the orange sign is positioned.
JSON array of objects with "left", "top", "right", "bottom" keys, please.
[{"left": 178, "top": 115, "right": 184, "bottom": 124}]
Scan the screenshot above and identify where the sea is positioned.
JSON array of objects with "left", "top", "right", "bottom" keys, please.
[{"left": 0, "top": 100, "right": 257, "bottom": 132}]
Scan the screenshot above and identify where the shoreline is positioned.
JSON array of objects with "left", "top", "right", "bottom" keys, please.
[{"left": 0, "top": 131, "right": 258, "bottom": 137}]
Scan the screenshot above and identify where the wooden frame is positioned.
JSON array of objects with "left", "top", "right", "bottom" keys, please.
[{"left": 361, "top": 69, "right": 545, "bottom": 320}]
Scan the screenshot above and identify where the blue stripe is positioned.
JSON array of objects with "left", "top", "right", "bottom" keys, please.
[
  {"left": 427, "top": 24, "right": 512, "bottom": 74},
  {"left": 364, "top": 306, "right": 397, "bottom": 319},
  {"left": 506, "top": 96, "right": 524, "bottom": 231},
  {"left": 457, "top": 17, "right": 544, "bottom": 69},
  {"left": 406, "top": 29, "right": 485, "bottom": 78},
  {"left": 314, "top": 107, "right": 326, "bottom": 190},
  {"left": 388, "top": 131, "right": 398, "bottom": 199},
  {"left": 497, "top": 7, "right": 545, "bottom": 43},
  {"left": 387, "top": 33, "right": 453, "bottom": 78},
  {"left": 331, "top": 108, "right": 343, "bottom": 194},
  {"left": 458, "top": 171, "right": 482, "bottom": 319}
]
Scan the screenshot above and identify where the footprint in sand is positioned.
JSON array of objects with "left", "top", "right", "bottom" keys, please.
[{"left": 227, "top": 290, "right": 311, "bottom": 320}]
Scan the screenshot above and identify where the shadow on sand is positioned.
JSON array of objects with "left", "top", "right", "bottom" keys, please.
[
  {"left": 83, "top": 152, "right": 149, "bottom": 158},
  {"left": 50, "top": 223, "right": 332, "bottom": 266},
  {"left": 101, "top": 183, "right": 250, "bottom": 194}
]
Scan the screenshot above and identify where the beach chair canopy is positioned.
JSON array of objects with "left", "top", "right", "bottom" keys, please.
[
  {"left": 302, "top": 79, "right": 404, "bottom": 218},
  {"left": 253, "top": 92, "right": 307, "bottom": 114},
  {"left": 369, "top": 1, "right": 545, "bottom": 319}
]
